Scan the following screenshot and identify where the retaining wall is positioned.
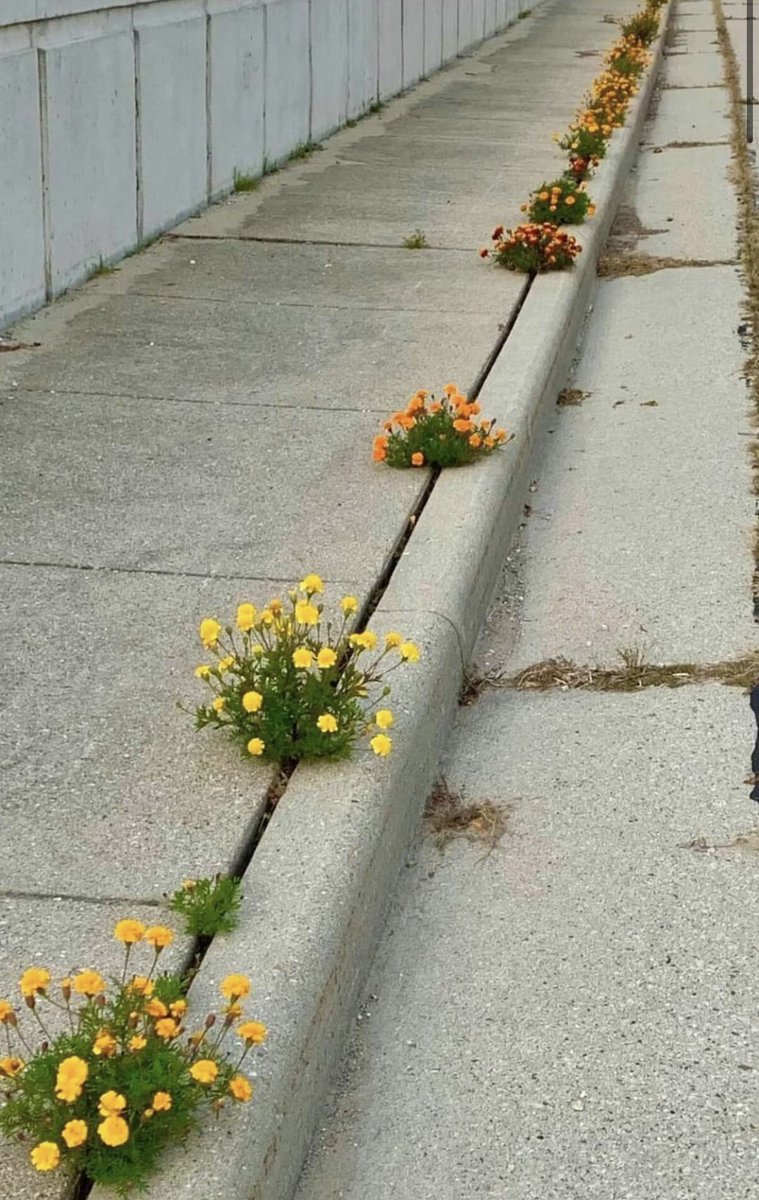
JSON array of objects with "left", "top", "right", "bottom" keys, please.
[{"left": 0, "top": 0, "right": 533, "bottom": 329}]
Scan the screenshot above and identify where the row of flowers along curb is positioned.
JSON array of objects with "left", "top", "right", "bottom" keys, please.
[{"left": 85, "top": 5, "right": 671, "bottom": 1200}]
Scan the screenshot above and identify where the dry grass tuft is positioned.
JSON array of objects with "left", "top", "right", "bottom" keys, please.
[
  {"left": 681, "top": 830, "right": 759, "bottom": 855},
  {"left": 557, "top": 387, "right": 589, "bottom": 406},
  {"left": 424, "top": 778, "right": 512, "bottom": 852},
  {"left": 478, "top": 648, "right": 759, "bottom": 694},
  {"left": 598, "top": 253, "right": 733, "bottom": 278}
]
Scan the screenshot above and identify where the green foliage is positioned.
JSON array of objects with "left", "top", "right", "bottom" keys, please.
[
  {"left": 526, "top": 178, "right": 593, "bottom": 225},
  {"left": 558, "top": 123, "right": 609, "bottom": 161},
  {"left": 168, "top": 876, "right": 243, "bottom": 938},
  {"left": 233, "top": 170, "right": 260, "bottom": 193},
  {"left": 402, "top": 229, "right": 429, "bottom": 249},
  {"left": 0, "top": 933, "right": 263, "bottom": 1196},
  {"left": 621, "top": 9, "right": 659, "bottom": 44},
  {"left": 191, "top": 581, "right": 417, "bottom": 764},
  {"left": 376, "top": 387, "right": 510, "bottom": 469},
  {"left": 488, "top": 223, "right": 582, "bottom": 274}
]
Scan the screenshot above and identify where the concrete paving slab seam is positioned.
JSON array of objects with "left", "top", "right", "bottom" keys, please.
[{"left": 87, "top": 9, "right": 673, "bottom": 1200}]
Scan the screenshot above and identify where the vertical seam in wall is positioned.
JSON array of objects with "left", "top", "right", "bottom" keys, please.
[
  {"left": 133, "top": 26, "right": 143, "bottom": 244},
  {"left": 308, "top": 0, "right": 314, "bottom": 141},
  {"left": 346, "top": 0, "right": 351, "bottom": 119},
  {"left": 36, "top": 47, "right": 52, "bottom": 301},
  {"left": 375, "top": 0, "right": 380, "bottom": 102},
  {"left": 400, "top": 0, "right": 405, "bottom": 86},
  {"left": 205, "top": 10, "right": 213, "bottom": 200},
  {"left": 262, "top": 3, "right": 268, "bottom": 167}
]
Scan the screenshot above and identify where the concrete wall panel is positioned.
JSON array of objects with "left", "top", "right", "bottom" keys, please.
[
  {"left": 442, "top": 0, "right": 458, "bottom": 60},
  {"left": 136, "top": 17, "right": 207, "bottom": 238},
  {"left": 264, "top": 0, "right": 310, "bottom": 164},
  {"left": 401, "top": 0, "right": 423, "bottom": 86},
  {"left": 42, "top": 32, "right": 136, "bottom": 292},
  {"left": 378, "top": 0, "right": 403, "bottom": 99},
  {"left": 348, "top": 0, "right": 378, "bottom": 117},
  {"left": 424, "top": 0, "right": 443, "bottom": 74},
  {"left": 209, "top": 5, "right": 264, "bottom": 194},
  {"left": 484, "top": 0, "right": 497, "bottom": 36},
  {"left": 457, "top": 0, "right": 473, "bottom": 51},
  {"left": 312, "top": 0, "right": 348, "bottom": 138},
  {"left": 472, "top": 0, "right": 485, "bottom": 43},
  {"left": 0, "top": 49, "right": 46, "bottom": 322}
]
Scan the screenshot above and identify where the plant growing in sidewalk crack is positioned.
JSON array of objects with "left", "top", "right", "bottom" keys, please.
[
  {"left": 373, "top": 385, "right": 511, "bottom": 469},
  {"left": 168, "top": 876, "right": 243, "bottom": 938},
  {"left": 523, "top": 178, "right": 595, "bottom": 225},
  {"left": 621, "top": 8, "right": 660, "bottom": 46},
  {"left": 557, "top": 115, "right": 610, "bottom": 163},
  {"left": 482, "top": 222, "right": 582, "bottom": 273},
  {"left": 190, "top": 578, "right": 420, "bottom": 763},
  {"left": 0, "top": 922, "right": 265, "bottom": 1195},
  {"left": 402, "top": 229, "right": 429, "bottom": 249}
]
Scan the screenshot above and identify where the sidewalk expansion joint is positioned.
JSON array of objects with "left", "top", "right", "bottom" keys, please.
[
  {"left": 0, "top": 557, "right": 353, "bottom": 585},
  {"left": 127, "top": 292, "right": 498, "bottom": 316},
  {"left": 0, "top": 889, "right": 164, "bottom": 907},
  {"left": 6, "top": 385, "right": 391, "bottom": 416},
  {"left": 167, "top": 233, "right": 478, "bottom": 254},
  {"left": 598, "top": 253, "right": 737, "bottom": 277}
]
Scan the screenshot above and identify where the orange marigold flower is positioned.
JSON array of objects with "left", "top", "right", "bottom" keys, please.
[
  {"left": 453, "top": 418, "right": 472, "bottom": 433},
  {"left": 410, "top": 452, "right": 425, "bottom": 467}
]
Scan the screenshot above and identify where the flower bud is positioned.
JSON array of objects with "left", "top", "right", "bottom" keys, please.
[
  {"left": 60, "top": 979, "right": 72, "bottom": 1002},
  {"left": 205, "top": 1013, "right": 216, "bottom": 1029},
  {"left": 24, "top": 995, "right": 35, "bottom": 1011}
]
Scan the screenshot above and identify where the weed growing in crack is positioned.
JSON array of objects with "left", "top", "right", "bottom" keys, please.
[
  {"left": 168, "top": 876, "right": 243, "bottom": 938},
  {"left": 403, "top": 229, "right": 429, "bottom": 249},
  {"left": 424, "top": 778, "right": 512, "bottom": 853}
]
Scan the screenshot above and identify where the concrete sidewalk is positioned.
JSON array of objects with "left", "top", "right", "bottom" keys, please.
[
  {"left": 0, "top": 0, "right": 631, "bottom": 1193},
  {"left": 293, "top": 5, "right": 759, "bottom": 1198}
]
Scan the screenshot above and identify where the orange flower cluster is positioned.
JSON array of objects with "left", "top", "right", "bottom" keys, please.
[
  {"left": 483, "top": 223, "right": 582, "bottom": 274},
  {"left": 374, "top": 386, "right": 509, "bottom": 469},
  {"left": 522, "top": 178, "right": 595, "bottom": 226}
]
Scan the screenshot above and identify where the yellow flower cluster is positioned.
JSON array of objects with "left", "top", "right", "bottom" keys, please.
[
  {"left": 192, "top": 577, "right": 420, "bottom": 763},
  {"left": 1, "top": 925, "right": 265, "bottom": 1186}
]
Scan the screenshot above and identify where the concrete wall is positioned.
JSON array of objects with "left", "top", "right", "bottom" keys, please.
[{"left": 0, "top": 0, "right": 534, "bottom": 329}]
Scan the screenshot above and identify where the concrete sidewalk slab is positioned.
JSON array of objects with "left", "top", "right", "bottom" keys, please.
[
  {"left": 295, "top": 686, "right": 759, "bottom": 1200},
  {"left": 643, "top": 86, "right": 731, "bottom": 144},
  {"left": 501, "top": 266, "right": 753, "bottom": 670},
  {"left": 631, "top": 143, "right": 736, "bottom": 259},
  {"left": 663, "top": 48, "right": 726, "bottom": 83},
  {"left": 0, "top": 564, "right": 273, "bottom": 898}
]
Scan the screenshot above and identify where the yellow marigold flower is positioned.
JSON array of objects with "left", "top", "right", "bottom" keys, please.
[
  {"left": 93, "top": 1029, "right": 117, "bottom": 1057},
  {"left": 145, "top": 925, "right": 174, "bottom": 950},
  {"left": 385, "top": 632, "right": 402, "bottom": 649},
  {"left": 19, "top": 967, "right": 50, "bottom": 998},
  {"left": 292, "top": 647, "right": 313, "bottom": 669},
  {"left": 0, "top": 1000, "right": 14, "bottom": 1023},
  {"left": 170, "top": 999, "right": 187, "bottom": 1017},
  {"left": 152, "top": 1091, "right": 172, "bottom": 1112},
  {"left": 62, "top": 1119, "right": 88, "bottom": 1149},
  {"left": 220, "top": 973, "right": 251, "bottom": 1001},
  {"left": 128, "top": 1035, "right": 147, "bottom": 1051},
  {"left": 375, "top": 709, "right": 394, "bottom": 730},
  {"left": 229, "top": 1074, "right": 253, "bottom": 1102},
  {"left": 349, "top": 631, "right": 378, "bottom": 651},
  {"left": 212, "top": 696, "right": 226, "bottom": 712},
  {"left": 31, "top": 1142, "right": 60, "bottom": 1172},
  {"left": 0, "top": 1056, "right": 24, "bottom": 1077},
  {"left": 182, "top": 878, "right": 197, "bottom": 890},
  {"left": 218, "top": 655, "right": 235, "bottom": 671},
  {"left": 242, "top": 690, "right": 263, "bottom": 713},
  {"left": 317, "top": 713, "right": 338, "bottom": 734},
  {"left": 98, "top": 1091, "right": 126, "bottom": 1118},
  {"left": 340, "top": 595, "right": 358, "bottom": 614},
  {"left": 247, "top": 737, "right": 266, "bottom": 756},
  {"left": 295, "top": 601, "right": 320, "bottom": 626},
  {"left": 114, "top": 919, "right": 145, "bottom": 945},
  {"left": 236, "top": 602, "right": 257, "bottom": 631},
  {"left": 237, "top": 1020, "right": 267, "bottom": 1045},
  {"left": 73, "top": 969, "right": 106, "bottom": 997},
  {"left": 199, "top": 617, "right": 221, "bottom": 647},
  {"left": 370, "top": 734, "right": 393, "bottom": 757},
  {"left": 144, "top": 1108, "right": 154, "bottom": 1119},
  {"left": 98, "top": 1115, "right": 129, "bottom": 1147},
  {"left": 399, "top": 641, "right": 420, "bottom": 662},
  {"left": 194, "top": 664, "right": 212, "bottom": 678},
  {"left": 130, "top": 975, "right": 154, "bottom": 996},
  {"left": 300, "top": 573, "right": 324, "bottom": 595},
  {"left": 55, "top": 1056, "right": 88, "bottom": 1102},
  {"left": 190, "top": 1058, "right": 219, "bottom": 1085},
  {"left": 252, "top": 643, "right": 265, "bottom": 656},
  {"left": 224, "top": 1002, "right": 243, "bottom": 1019},
  {"left": 317, "top": 648, "right": 337, "bottom": 669},
  {"left": 155, "top": 1017, "right": 180, "bottom": 1040},
  {"left": 146, "top": 998, "right": 168, "bottom": 1018},
  {"left": 259, "top": 608, "right": 274, "bottom": 626}
]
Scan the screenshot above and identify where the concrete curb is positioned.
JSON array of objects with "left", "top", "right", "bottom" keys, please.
[{"left": 95, "top": 12, "right": 671, "bottom": 1200}]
